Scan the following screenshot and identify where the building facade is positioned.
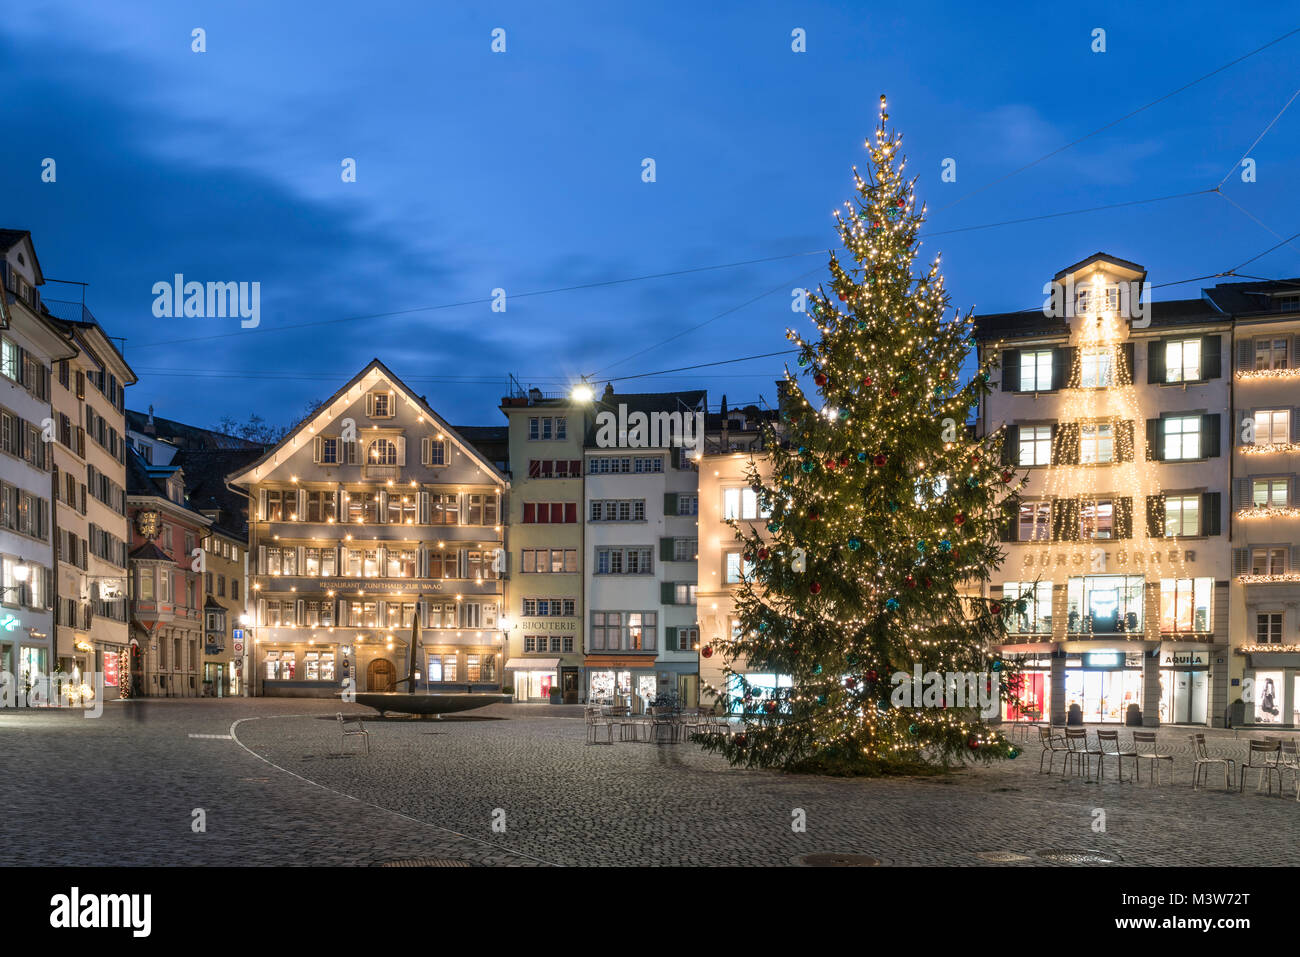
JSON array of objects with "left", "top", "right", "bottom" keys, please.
[
  {"left": 499, "top": 389, "right": 587, "bottom": 703},
  {"left": 975, "top": 254, "right": 1233, "bottom": 727},
  {"left": 0, "top": 230, "right": 70, "bottom": 702},
  {"left": 582, "top": 388, "right": 704, "bottom": 709},
  {"left": 1214, "top": 280, "right": 1300, "bottom": 727},
  {"left": 125, "top": 453, "right": 211, "bottom": 697},
  {"left": 228, "top": 360, "right": 508, "bottom": 697},
  {"left": 46, "top": 310, "right": 134, "bottom": 697}
]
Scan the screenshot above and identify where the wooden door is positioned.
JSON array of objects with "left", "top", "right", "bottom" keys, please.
[{"left": 367, "top": 658, "right": 395, "bottom": 692}]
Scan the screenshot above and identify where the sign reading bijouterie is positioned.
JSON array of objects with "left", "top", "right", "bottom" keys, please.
[{"left": 520, "top": 619, "right": 577, "bottom": 632}]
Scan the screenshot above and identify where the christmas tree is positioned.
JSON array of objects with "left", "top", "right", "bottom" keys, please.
[{"left": 698, "top": 97, "right": 1022, "bottom": 775}]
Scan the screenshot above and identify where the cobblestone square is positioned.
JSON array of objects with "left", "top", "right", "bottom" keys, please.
[{"left": 2, "top": 698, "right": 1297, "bottom": 867}]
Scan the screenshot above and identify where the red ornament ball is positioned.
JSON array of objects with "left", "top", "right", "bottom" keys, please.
[
  {"left": 865, "top": 669, "right": 878, "bottom": 682},
  {"left": 1001, "top": 470, "right": 1013, "bottom": 484},
  {"left": 862, "top": 375, "right": 874, "bottom": 387},
  {"left": 968, "top": 738, "right": 981, "bottom": 750},
  {"left": 764, "top": 700, "right": 778, "bottom": 714},
  {"left": 757, "top": 547, "right": 770, "bottom": 561},
  {"left": 825, "top": 458, "right": 836, "bottom": 470},
  {"left": 873, "top": 454, "right": 887, "bottom": 467},
  {"left": 838, "top": 455, "right": 850, "bottom": 468},
  {"left": 814, "top": 372, "right": 828, "bottom": 387},
  {"left": 954, "top": 512, "right": 966, "bottom": 526},
  {"left": 837, "top": 292, "right": 848, "bottom": 302},
  {"left": 701, "top": 645, "right": 714, "bottom": 659},
  {"left": 890, "top": 388, "right": 899, "bottom": 397},
  {"left": 809, "top": 582, "right": 822, "bottom": 595},
  {"left": 845, "top": 677, "right": 858, "bottom": 689},
  {"left": 905, "top": 574, "right": 916, "bottom": 588}
]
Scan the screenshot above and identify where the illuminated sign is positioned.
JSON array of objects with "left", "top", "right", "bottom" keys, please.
[
  {"left": 1084, "top": 652, "right": 1122, "bottom": 668},
  {"left": 0, "top": 615, "right": 18, "bottom": 632}
]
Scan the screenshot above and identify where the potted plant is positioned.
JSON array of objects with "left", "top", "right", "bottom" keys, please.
[{"left": 548, "top": 684, "right": 563, "bottom": 703}]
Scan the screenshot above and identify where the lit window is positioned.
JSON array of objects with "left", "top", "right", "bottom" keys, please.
[
  {"left": 1079, "top": 348, "right": 1112, "bottom": 388},
  {"left": 1164, "top": 495, "right": 1199, "bottom": 537},
  {"left": 1019, "top": 350, "right": 1053, "bottom": 392},
  {"left": 1253, "top": 410, "right": 1290, "bottom": 445},
  {"left": 1163, "top": 416, "right": 1201, "bottom": 461},
  {"left": 1080, "top": 422, "right": 1114, "bottom": 464},
  {"left": 1253, "top": 479, "right": 1289, "bottom": 508},
  {"left": 1018, "top": 425, "right": 1052, "bottom": 466},
  {"left": 1165, "top": 339, "right": 1201, "bottom": 383},
  {"left": 1079, "top": 501, "right": 1114, "bottom": 540},
  {"left": 1255, "top": 338, "right": 1289, "bottom": 371},
  {"left": 1018, "top": 502, "right": 1050, "bottom": 541}
]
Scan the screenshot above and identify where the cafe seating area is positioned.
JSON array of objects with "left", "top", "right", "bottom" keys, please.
[{"left": 585, "top": 703, "right": 736, "bottom": 745}]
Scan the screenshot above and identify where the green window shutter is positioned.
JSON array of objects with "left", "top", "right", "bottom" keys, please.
[
  {"left": 664, "top": 492, "right": 678, "bottom": 516},
  {"left": 665, "top": 626, "right": 678, "bottom": 651},
  {"left": 1147, "top": 340, "right": 1166, "bottom": 384},
  {"left": 661, "top": 581, "right": 676, "bottom": 604},
  {"left": 660, "top": 537, "right": 675, "bottom": 561}
]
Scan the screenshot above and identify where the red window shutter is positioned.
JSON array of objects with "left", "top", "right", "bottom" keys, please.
[
  {"left": 556, "top": 460, "right": 569, "bottom": 477},
  {"left": 528, "top": 460, "right": 541, "bottom": 478},
  {"left": 565, "top": 502, "right": 577, "bottom": 524},
  {"left": 540, "top": 460, "right": 553, "bottom": 477},
  {"left": 522, "top": 503, "right": 536, "bottom": 524}
]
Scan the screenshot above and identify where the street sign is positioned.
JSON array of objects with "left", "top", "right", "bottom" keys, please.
[
  {"left": 232, "top": 629, "right": 244, "bottom": 640},
  {"left": 233, "top": 641, "right": 244, "bottom": 654}
]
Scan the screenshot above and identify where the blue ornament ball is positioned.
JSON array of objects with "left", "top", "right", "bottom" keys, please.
[
  {"left": 885, "top": 598, "right": 900, "bottom": 611},
  {"left": 758, "top": 621, "right": 769, "bottom": 632},
  {"left": 801, "top": 461, "right": 815, "bottom": 473},
  {"left": 939, "top": 539, "right": 952, "bottom": 553},
  {"left": 848, "top": 538, "right": 862, "bottom": 551},
  {"left": 856, "top": 452, "right": 867, "bottom": 462},
  {"left": 837, "top": 408, "right": 850, "bottom": 420}
]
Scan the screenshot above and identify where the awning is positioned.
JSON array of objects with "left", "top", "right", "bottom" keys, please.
[
  {"left": 504, "top": 658, "right": 560, "bottom": 670},
  {"left": 585, "top": 656, "right": 658, "bottom": 669}
]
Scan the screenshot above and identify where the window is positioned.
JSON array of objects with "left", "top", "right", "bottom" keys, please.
[
  {"left": 346, "top": 490, "right": 378, "bottom": 523},
  {"left": 724, "top": 551, "right": 754, "bottom": 584},
  {"left": 521, "top": 597, "right": 576, "bottom": 617},
  {"left": 1164, "top": 416, "right": 1201, "bottom": 461},
  {"left": 528, "top": 416, "right": 566, "bottom": 440},
  {"left": 265, "top": 489, "right": 289, "bottom": 521},
  {"left": 368, "top": 439, "right": 397, "bottom": 465},
  {"left": 428, "top": 493, "right": 459, "bottom": 525},
  {"left": 305, "top": 490, "right": 335, "bottom": 523},
  {"left": 595, "top": 546, "right": 653, "bottom": 575},
  {"left": 466, "top": 493, "right": 498, "bottom": 525},
  {"left": 1255, "top": 338, "right": 1289, "bottom": 371},
  {"left": 1019, "top": 349, "right": 1053, "bottom": 392},
  {"left": 1253, "top": 479, "right": 1289, "bottom": 508},
  {"left": 1079, "top": 422, "right": 1114, "bottom": 465},
  {"left": 371, "top": 391, "right": 392, "bottom": 417},
  {"left": 673, "top": 538, "right": 697, "bottom": 561},
  {"left": 427, "top": 439, "right": 446, "bottom": 466},
  {"left": 386, "top": 493, "right": 417, "bottom": 525},
  {"left": 1257, "top": 613, "right": 1284, "bottom": 643},
  {"left": 1251, "top": 548, "right": 1288, "bottom": 575},
  {"left": 1079, "top": 501, "right": 1114, "bottom": 540},
  {"left": 1164, "top": 495, "right": 1200, "bottom": 537},
  {"left": 1018, "top": 502, "right": 1051, "bottom": 542},
  {"left": 1018, "top": 426, "right": 1052, "bottom": 466},
  {"left": 386, "top": 548, "right": 417, "bottom": 578},
  {"left": 723, "top": 488, "right": 768, "bottom": 520},
  {"left": 633, "top": 456, "right": 662, "bottom": 474},
  {"left": 1066, "top": 575, "right": 1145, "bottom": 634},
  {"left": 1079, "top": 348, "right": 1113, "bottom": 388},
  {"left": 521, "top": 548, "right": 577, "bottom": 573},
  {"left": 590, "top": 611, "right": 656, "bottom": 652},
  {"left": 1165, "top": 338, "right": 1201, "bottom": 383},
  {"left": 1253, "top": 410, "right": 1291, "bottom": 446},
  {"left": 590, "top": 499, "right": 646, "bottom": 522},
  {"left": 674, "top": 583, "right": 697, "bottom": 604},
  {"left": 678, "top": 494, "right": 699, "bottom": 516},
  {"left": 0, "top": 339, "right": 18, "bottom": 382},
  {"left": 522, "top": 502, "right": 577, "bottom": 524},
  {"left": 1002, "top": 581, "right": 1052, "bottom": 634},
  {"left": 319, "top": 437, "right": 338, "bottom": 464},
  {"left": 1159, "top": 578, "right": 1212, "bottom": 634},
  {"left": 265, "top": 651, "right": 296, "bottom": 680},
  {"left": 588, "top": 456, "right": 630, "bottom": 474}
]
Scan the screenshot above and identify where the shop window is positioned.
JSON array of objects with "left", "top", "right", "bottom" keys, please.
[
  {"left": 1158, "top": 578, "right": 1212, "bottom": 633},
  {"left": 1066, "top": 575, "right": 1144, "bottom": 634},
  {"left": 1253, "top": 670, "right": 1284, "bottom": 724},
  {"left": 1002, "top": 581, "right": 1052, "bottom": 634}
]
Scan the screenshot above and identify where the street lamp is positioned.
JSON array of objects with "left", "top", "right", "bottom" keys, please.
[{"left": 2, "top": 563, "right": 29, "bottom": 600}]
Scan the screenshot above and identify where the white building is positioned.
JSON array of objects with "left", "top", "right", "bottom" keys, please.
[
  {"left": 582, "top": 388, "right": 704, "bottom": 708},
  {"left": 0, "top": 230, "right": 74, "bottom": 699}
]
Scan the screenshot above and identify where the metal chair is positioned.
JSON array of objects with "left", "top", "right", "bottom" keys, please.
[
  {"left": 1063, "top": 728, "right": 1102, "bottom": 779},
  {"left": 1190, "top": 733, "right": 1236, "bottom": 790},
  {"left": 1270, "top": 740, "right": 1300, "bottom": 796},
  {"left": 337, "top": 712, "right": 370, "bottom": 754},
  {"left": 1240, "top": 739, "right": 1282, "bottom": 794},
  {"left": 585, "top": 706, "right": 614, "bottom": 745},
  {"left": 1096, "top": 729, "right": 1138, "bottom": 782},
  {"left": 1131, "top": 731, "right": 1174, "bottom": 785},
  {"left": 1038, "top": 726, "right": 1069, "bottom": 774}
]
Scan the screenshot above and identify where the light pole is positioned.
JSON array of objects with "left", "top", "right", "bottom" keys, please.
[
  {"left": 498, "top": 616, "right": 512, "bottom": 699},
  {"left": 238, "top": 613, "right": 253, "bottom": 697}
]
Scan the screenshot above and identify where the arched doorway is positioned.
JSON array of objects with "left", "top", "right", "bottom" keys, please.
[{"left": 367, "top": 658, "right": 395, "bottom": 692}]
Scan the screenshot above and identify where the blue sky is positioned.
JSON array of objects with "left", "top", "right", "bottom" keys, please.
[{"left": 4, "top": 1, "right": 1298, "bottom": 427}]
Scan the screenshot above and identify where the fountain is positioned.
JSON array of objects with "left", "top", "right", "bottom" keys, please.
[{"left": 344, "top": 617, "right": 510, "bottom": 717}]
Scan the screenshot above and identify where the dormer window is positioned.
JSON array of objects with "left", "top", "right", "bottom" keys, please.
[{"left": 367, "top": 391, "right": 394, "bottom": 418}]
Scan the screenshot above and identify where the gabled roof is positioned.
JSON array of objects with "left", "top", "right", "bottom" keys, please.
[
  {"left": 128, "top": 541, "right": 174, "bottom": 563},
  {"left": 1052, "top": 252, "right": 1146, "bottom": 283},
  {"left": 44, "top": 306, "right": 137, "bottom": 384},
  {"left": 0, "top": 229, "right": 43, "bottom": 284},
  {"left": 226, "top": 359, "right": 509, "bottom": 487},
  {"left": 125, "top": 409, "right": 264, "bottom": 451}
]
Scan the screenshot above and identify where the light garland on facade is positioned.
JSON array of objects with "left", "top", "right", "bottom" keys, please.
[
  {"left": 1239, "top": 643, "right": 1300, "bottom": 653},
  {"left": 1236, "top": 573, "right": 1300, "bottom": 583},
  {"left": 1235, "top": 368, "right": 1300, "bottom": 381},
  {"left": 1240, "top": 442, "right": 1300, "bottom": 455},
  {"left": 1236, "top": 505, "right": 1300, "bottom": 519}
]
